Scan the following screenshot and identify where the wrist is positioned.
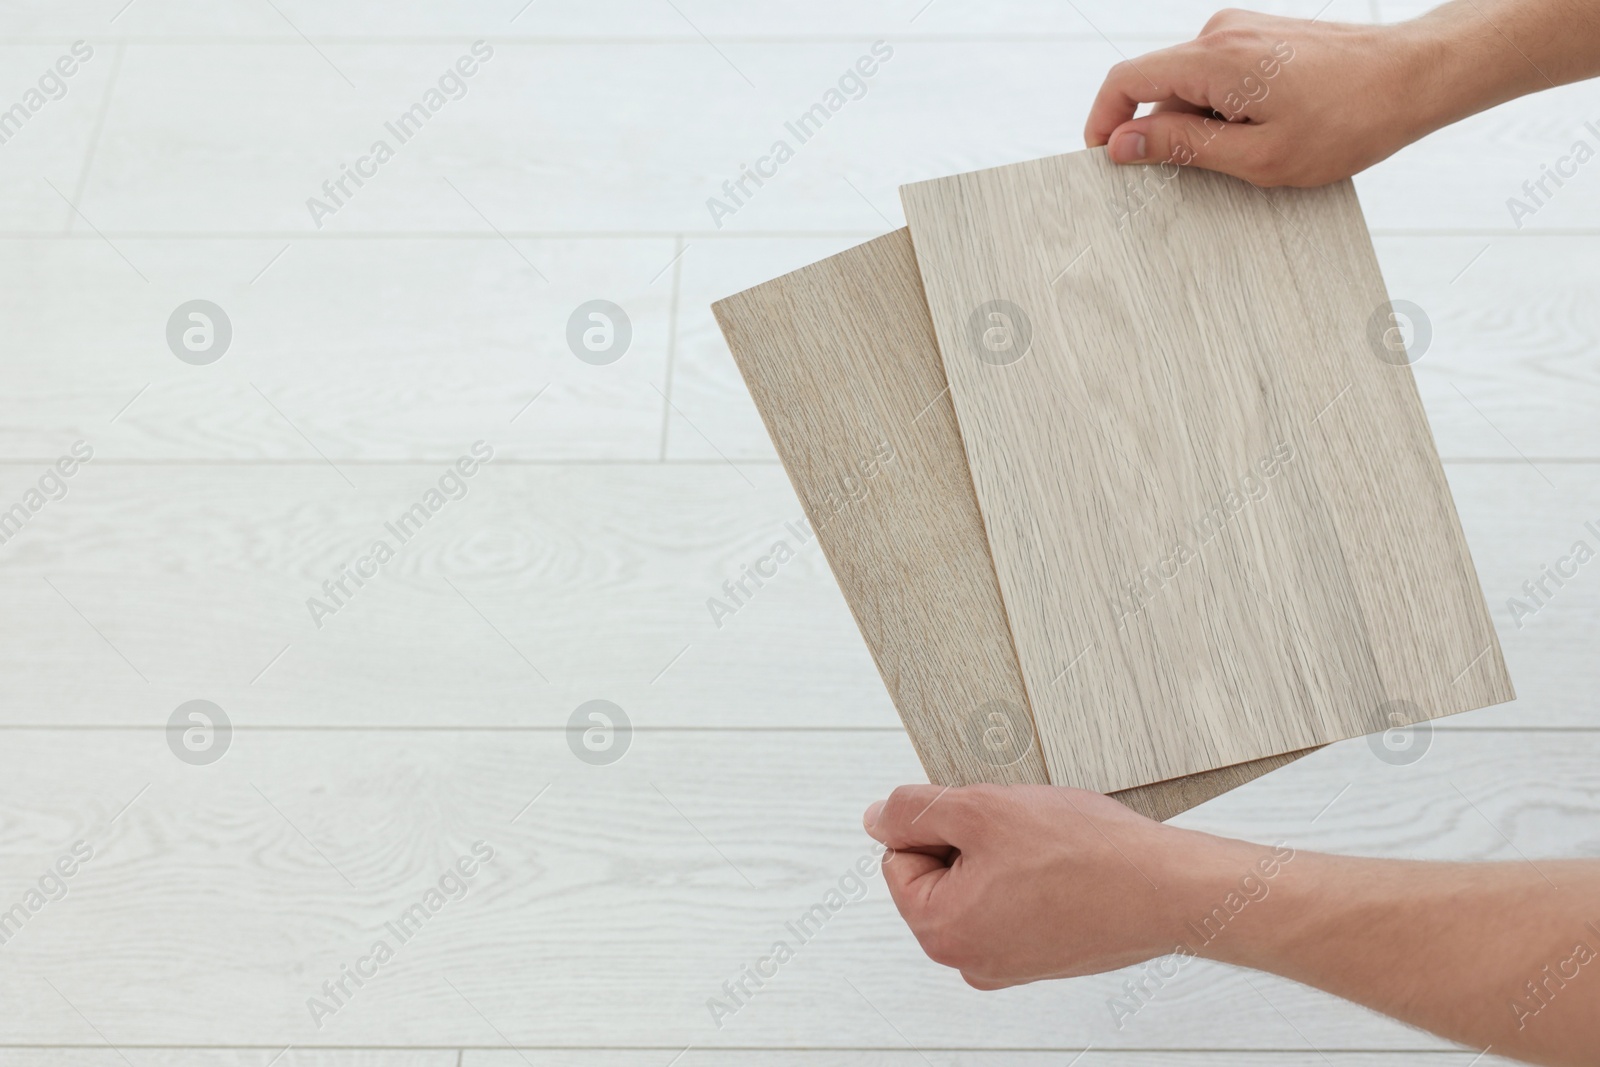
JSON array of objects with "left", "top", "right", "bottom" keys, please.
[
  {"left": 1139, "top": 830, "right": 1297, "bottom": 961},
  {"left": 1397, "top": 1, "right": 1547, "bottom": 135},
  {"left": 1159, "top": 833, "right": 1318, "bottom": 968}
]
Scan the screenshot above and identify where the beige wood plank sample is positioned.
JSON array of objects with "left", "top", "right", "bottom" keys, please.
[
  {"left": 713, "top": 229, "right": 1309, "bottom": 821},
  {"left": 901, "top": 148, "right": 1514, "bottom": 794}
]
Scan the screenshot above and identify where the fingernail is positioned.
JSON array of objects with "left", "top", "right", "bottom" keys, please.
[
  {"left": 1111, "top": 130, "right": 1147, "bottom": 163},
  {"left": 863, "top": 800, "right": 884, "bottom": 828}
]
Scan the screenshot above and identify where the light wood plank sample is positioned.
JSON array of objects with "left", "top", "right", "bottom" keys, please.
[
  {"left": 713, "top": 229, "right": 1309, "bottom": 821},
  {"left": 901, "top": 148, "right": 1514, "bottom": 794}
]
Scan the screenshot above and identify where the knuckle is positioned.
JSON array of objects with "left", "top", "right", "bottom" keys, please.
[
  {"left": 954, "top": 783, "right": 1006, "bottom": 820},
  {"left": 960, "top": 782, "right": 1003, "bottom": 805},
  {"left": 1162, "top": 129, "right": 1198, "bottom": 167},
  {"left": 881, "top": 784, "right": 923, "bottom": 823},
  {"left": 1197, "top": 22, "right": 1261, "bottom": 53}
]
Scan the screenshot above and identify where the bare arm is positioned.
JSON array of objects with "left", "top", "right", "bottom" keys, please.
[
  {"left": 864, "top": 784, "right": 1600, "bottom": 1066},
  {"left": 1084, "top": 0, "right": 1600, "bottom": 186}
]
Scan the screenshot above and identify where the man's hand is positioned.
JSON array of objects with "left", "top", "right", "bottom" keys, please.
[
  {"left": 863, "top": 783, "right": 1600, "bottom": 1066},
  {"left": 862, "top": 783, "right": 1267, "bottom": 989},
  {"left": 1086, "top": 2, "right": 1600, "bottom": 187}
]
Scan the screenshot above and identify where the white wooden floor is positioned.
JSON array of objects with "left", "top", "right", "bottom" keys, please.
[{"left": 1, "top": 1, "right": 1596, "bottom": 1064}]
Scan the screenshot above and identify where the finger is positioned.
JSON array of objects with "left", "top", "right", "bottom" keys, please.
[
  {"left": 879, "top": 842, "right": 954, "bottom": 927},
  {"left": 1084, "top": 46, "right": 1216, "bottom": 147},
  {"left": 879, "top": 845, "right": 950, "bottom": 900},
  {"left": 862, "top": 784, "right": 977, "bottom": 851},
  {"left": 1152, "top": 96, "right": 1212, "bottom": 116},
  {"left": 1104, "top": 111, "right": 1273, "bottom": 184}
]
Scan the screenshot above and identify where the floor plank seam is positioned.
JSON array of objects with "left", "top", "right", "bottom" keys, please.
[
  {"left": 0, "top": 724, "right": 1580, "bottom": 733},
  {"left": 0, "top": 1045, "right": 1488, "bottom": 1053},
  {"left": 0, "top": 34, "right": 1210, "bottom": 46},
  {"left": 0, "top": 457, "right": 1579, "bottom": 467},
  {"left": 1, "top": 228, "right": 1597, "bottom": 240},
  {"left": 63, "top": 41, "right": 124, "bottom": 235},
  {"left": 658, "top": 233, "right": 686, "bottom": 461}
]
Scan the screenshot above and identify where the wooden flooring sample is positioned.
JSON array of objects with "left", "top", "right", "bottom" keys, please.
[
  {"left": 901, "top": 148, "right": 1514, "bottom": 794},
  {"left": 713, "top": 229, "right": 1310, "bottom": 822}
]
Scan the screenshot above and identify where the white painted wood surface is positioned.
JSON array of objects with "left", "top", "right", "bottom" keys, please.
[
  {"left": 0, "top": 728, "right": 1592, "bottom": 1052},
  {"left": 0, "top": 1054, "right": 1528, "bottom": 1067},
  {"left": 0, "top": 462, "right": 1590, "bottom": 729},
  {"left": 464, "top": 1056, "right": 1527, "bottom": 1067},
  {"left": 0, "top": 0, "right": 1594, "bottom": 1062}
]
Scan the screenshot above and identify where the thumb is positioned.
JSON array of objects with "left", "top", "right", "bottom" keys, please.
[
  {"left": 863, "top": 785, "right": 975, "bottom": 852},
  {"left": 1106, "top": 112, "right": 1272, "bottom": 184},
  {"left": 864, "top": 786, "right": 969, "bottom": 923}
]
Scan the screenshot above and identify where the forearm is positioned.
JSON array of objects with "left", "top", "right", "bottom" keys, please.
[
  {"left": 1407, "top": 0, "right": 1600, "bottom": 133},
  {"left": 1197, "top": 844, "right": 1600, "bottom": 1065}
]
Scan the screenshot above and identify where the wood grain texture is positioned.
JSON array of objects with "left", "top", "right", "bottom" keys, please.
[
  {"left": 51, "top": 38, "right": 1595, "bottom": 237},
  {"left": 673, "top": 234, "right": 1600, "bottom": 464},
  {"left": 465, "top": 1055, "right": 1525, "bottom": 1067},
  {"left": 0, "top": 727, "right": 1589, "bottom": 1050},
  {"left": 3, "top": 1, "right": 1378, "bottom": 41},
  {"left": 714, "top": 229, "right": 1309, "bottom": 820},
  {"left": 0, "top": 460, "right": 1573, "bottom": 731},
  {"left": 901, "top": 148, "right": 1514, "bottom": 793},
  {"left": 0, "top": 1056, "right": 453, "bottom": 1067},
  {"left": 1, "top": 237, "right": 675, "bottom": 462}
]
